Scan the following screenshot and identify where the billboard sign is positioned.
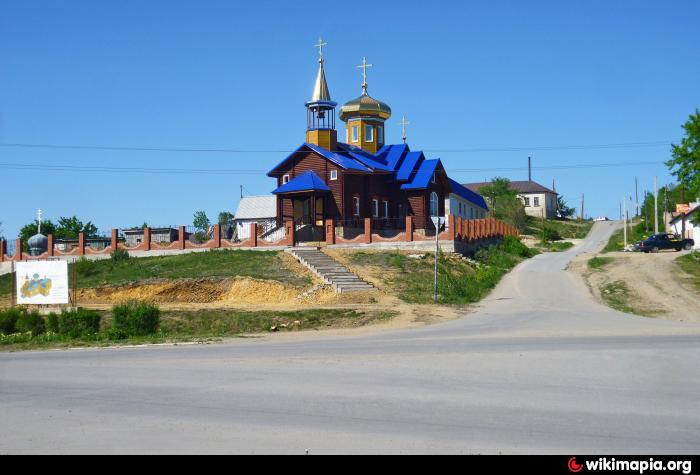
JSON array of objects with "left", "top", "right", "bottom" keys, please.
[
  {"left": 676, "top": 204, "right": 691, "bottom": 214},
  {"left": 16, "top": 261, "right": 70, "bottom": 305}
]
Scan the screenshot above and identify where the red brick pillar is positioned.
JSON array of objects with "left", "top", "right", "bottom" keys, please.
[
  {"left": 143, "top": 228, "right": 151, "bottom": 251},
  {"left": 447, "top": 215, "right": 456, "bottom": 240},
  {"left": 456, "top": 216, "right": 463, "bottom": 241},
  {"left": 0, "top": 239, "right": 6, "bottom": 262},
  {"left": 47, "top": 234, "right": 54, "bottom": 257},
  {"left": 179, "top": 226, "right": 186, "bottom": 249},
  {"left": 249, "top": 223, "right": 258, "bottom": 247},
  {"left": 78, "top": 232, "right": 86, "bottom": 256},
  {"left": 325, "top": 219, "right": 335, "bottom": 245},
  {"left": 111, "top": 229, "right": 119, "bottom": 252},
  {"left": 285, "top": 220, "right": 294, "bottom": 247},
  {"left": 213, "top": 224, "right": 221, "bottom": 248},
  {"left": 405, "top": 216, "right": 413, "bottom": 242},
  {"left": 14, "top": 238, "right": 22, "bottom": 261},
  {"left": 364, "top": 218, "right": 372, "bottom": 244}
]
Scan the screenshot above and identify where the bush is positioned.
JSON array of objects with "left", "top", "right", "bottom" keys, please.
[
  {"left": 75, "top": 257, "right": 98, "bottom": 276},
  {"left": 110, "top": 248, "right": 130, "bottom": 262},
  {"left": 59, "top": 308, "right": 101, "bottom": 338},
  {"left": 16, "top": 310, "right": 46, "bottom": 336},
  {"left": 112, "top": 301, "right": 160, "bottom": 336},
  {"left": 499, "top": 235, "right": 536, "bottom": 258},
  {"left": 0, "top": 307, "right": 23, "bottom": 334},
  {"left": 47, "top": 313, "right": 60, "bottom": 333}
]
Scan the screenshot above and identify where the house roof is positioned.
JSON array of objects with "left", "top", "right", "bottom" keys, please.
[
  {"left": 234, "top": 195, "right": 277, "bottom": 220},
  {"left": 272, "top": 170, "right": 331, "bottom": 194},
  {"left": 400, "top": 159, "right": 441, "bottom": 190},
  {"left": 448, "top": 179, "right": 489, "bottom": 210},
  {"left": 462, "top": 180, "right": 557, "bottom": 195}
]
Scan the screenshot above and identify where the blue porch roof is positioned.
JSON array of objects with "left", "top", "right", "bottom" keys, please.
[
  {"left": 272, "top": 170, "right": 331, "bottom": 194},
  {"left": 448, "top": 178, "right": 489, "bottom": 210}
]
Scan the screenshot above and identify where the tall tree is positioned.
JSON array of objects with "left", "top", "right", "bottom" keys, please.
[
  {"left": 218, "top": 211, "right": 235, "bottom": 226},
  {"left": 479, "top": 177, "right": 528, "bottom": 230},
  {"left": 556, "top": 196, "right": 576, "bottom": 218},
  {"left": 54, "top": 216, "right": 98, "bottom": 239},
  {"left": 193, "top": 211, "right": 210, "bottom": 232},
  {"left": 666, "top": 110, "right": 700, "bottom": 200}
]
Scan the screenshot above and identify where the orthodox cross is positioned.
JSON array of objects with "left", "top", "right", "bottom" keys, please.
[
  {"left": 357, "top": 57, "right": 373, "bottom": 93},
  {"left": 314, "top": 37, "right": 327, "bottom": 62},
  {"left": 37, "top": 208, "right": 43, "bottom": 234},
  {"left": 400, "top": 116, "right": 410, "bottom": 144}
]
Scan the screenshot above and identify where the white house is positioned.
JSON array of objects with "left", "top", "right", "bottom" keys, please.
[
  {"left": 462, "top": 180, "right": 559, "bottom": 219},
  {"left": 233, "top": 195, "right": 282, "bottom": 241},
  {"left": 669, "top": 202, "right": 700, "bottom": 249},
  {"left": 446, "top": 179, "right": 488, "bottom": 220}
]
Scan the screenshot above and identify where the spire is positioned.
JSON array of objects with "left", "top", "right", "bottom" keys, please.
[
  {"left": 311, "top": 38, "right": 331, "bottom": 102},
  {"left": 356, "top": 57, "right": 373, "bottom": 95}
]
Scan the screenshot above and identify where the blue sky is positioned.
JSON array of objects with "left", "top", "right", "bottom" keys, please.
[{"left": 1, "top": 0, "right": 698, "bottom": 238}]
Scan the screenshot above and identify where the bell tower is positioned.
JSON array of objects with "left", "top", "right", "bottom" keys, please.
[{"left": 305, "top": 38, "right": 338, "bottom": 151}]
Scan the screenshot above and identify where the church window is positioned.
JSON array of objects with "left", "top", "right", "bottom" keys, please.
[
  {"left": 377, "top": 126, "right": 384, "bottom": 143},
  {"left": 283, "top": 174, "right": 290, "bottom": 184},
  {"left": 330, "top": 170, "right": 337, "bottom": 181},
  {"left": 382, "top": 200, "right": 389, "bottom": 218},
  {"left": 371, "top": 199, "right": 379, "bottom": 218},
  {"left": 352, "top": 125, "right": 359, "bottom": 143},
  {"left": 365, "top": 125, "right": 374, "bottom": 142},
  {"left": 353, "top": 196, "right": 360, "bottom": 216},
  {"left": 430, "top": 192, "right": 439, "bottom": 217}
]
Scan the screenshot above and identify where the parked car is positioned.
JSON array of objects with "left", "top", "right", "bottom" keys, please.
[{"left": 635, "top": 233, "right": 694, "bottom": 253}]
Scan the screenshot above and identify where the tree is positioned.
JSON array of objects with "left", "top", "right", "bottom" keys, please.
[
  {"left": 479, "top": 177, "right": 528, "bottom": 231},
  {"left": 193, "top": 211, "right": 210, "bottom": 232},
  {"left": 556, "top": 196, "right": 576, "bottom": 219},
  {"left": 666, "top": 110, "right": 700, "bottom": 201},
  {"left": 54, "top": 216, "right": 98, "bottom": 239},
  {"left": 218, "top": 211, "right": 235, "bottom": 226}
]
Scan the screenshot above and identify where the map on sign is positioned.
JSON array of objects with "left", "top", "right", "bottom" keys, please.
[{"left": 16, "top": 261, "right": 69, "bottom": 305}]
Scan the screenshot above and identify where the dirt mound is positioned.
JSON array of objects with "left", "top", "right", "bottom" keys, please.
[{"left": 78, "top": 277, "right": 299, "bottom": 305}]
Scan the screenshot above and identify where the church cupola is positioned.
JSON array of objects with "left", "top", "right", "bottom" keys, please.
[
  {"left": 339, "top": 57, "right": 392, "bottom": 154},
  {"left": 305, "top": 38, "right": 338, "bottom": 151}
]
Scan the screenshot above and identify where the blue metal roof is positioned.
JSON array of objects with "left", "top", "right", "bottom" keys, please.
[
  {"left": 448, "top": 178, "right": 489, "bottom": 210},
  {"left": 383, "top": 144, "right": 410, "bottom": 170},
  {"left": 400, "top": 159, "right": 440, "bottom": 190},
  {"left": 396, "top": 151, "right": 424, "bottom": 181},
  {"left": 267, "top": 143, "right": 371, "bottom": 176},
  {"left": 272, "top": 170, "right": 331, "bottom": 194},
  {"left": 336, "top": 143, "right": 394, "bottom": 172}
]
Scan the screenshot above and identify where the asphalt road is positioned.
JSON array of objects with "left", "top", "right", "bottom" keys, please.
[{"left": 2, "top": 221, "right": 699, "bottom": 454}]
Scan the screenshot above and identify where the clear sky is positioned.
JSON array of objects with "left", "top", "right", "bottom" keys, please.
[{"left": 1, "top": 0, "right": 698, "bottom": 238}]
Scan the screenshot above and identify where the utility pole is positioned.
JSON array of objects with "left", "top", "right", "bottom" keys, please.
[
  {"left": 623, "top": 197, "right": 628, "bottom": 248},
  {"left": 240, "top": 185, "right": 243, "bottom": 199},
  {"left": 528, "top": 157, "right": 532, "bottom": 182},
  {"left": 635, "top": 176, "right": 639, "bottom": 217},
  {"left": 629, "top": 194, "right": 633, "bottom": 240},
  {"left": 681, "top": 186, "right": 686, "bottom": 238},
  {"left": 580, "top": 194, "right": 585, "bottom": 221},
  {"left": 654, "top": 176, "right": 658, "bottom": 234},
  {"left": 619, "top": 201, "right": 622, "bottom": 221}
]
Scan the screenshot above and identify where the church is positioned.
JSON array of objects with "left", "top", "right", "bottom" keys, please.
[{"left": 266, "top": 41, "right": 487, "bottom": 242}]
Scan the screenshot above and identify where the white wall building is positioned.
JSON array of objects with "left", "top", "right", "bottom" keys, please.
[
  {"left": 446, "top": 179, "right": 488, "bottom": 220},
  {"left": 462, "top": 180, "right": 559, "bottom": 219},
  {"left": 233, "top": 195, "right": 283, "bottom": 242},
  {"left": 669, "top": 202, "right": 700, "bottom": 249}
]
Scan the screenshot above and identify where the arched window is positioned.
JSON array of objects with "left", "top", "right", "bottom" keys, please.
[{"left": 430, "top": 192, "right": 439, "bottom": 217}]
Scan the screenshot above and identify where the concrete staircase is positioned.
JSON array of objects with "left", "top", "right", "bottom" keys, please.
[{"left": 288, "top": 248, "right": 377, "bottom": 293}]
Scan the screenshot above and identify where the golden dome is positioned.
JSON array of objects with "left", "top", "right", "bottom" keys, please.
[{"left": 339, "top": 93, "right": 392, "bottom": 121}]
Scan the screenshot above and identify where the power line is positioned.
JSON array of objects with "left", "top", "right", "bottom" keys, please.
[{"left": 0, "top": 140, "right": 672, "bottom": 154}]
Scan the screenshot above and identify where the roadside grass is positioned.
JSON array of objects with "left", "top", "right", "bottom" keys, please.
[
  {"left": 350, "top": 236, "right": 537, "bottom": 305},
  {"left": 603, "top": 221, "right": 649, "bottom": 253},
  {"left": 537, "top": 241, "right": 574, "bottom": 252},
  {"left": 0, "top": 307, "right": 398, "bottom": 351},
  {"left": 588, "top": 256, "right": 614, "bottom": 270},
  {"left": 599, "top": 281, "right": 636, "bottom": 314},
  {"left": 0, "top": 250, "right": 310, "bottom": 299},
  {"left": 524, "top": 217, "right": 593, "bottom": 240},
  {"left": 675, "top": 252, "right": 700, "bottom": 291}
]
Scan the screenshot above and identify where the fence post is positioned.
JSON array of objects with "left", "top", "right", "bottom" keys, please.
[
  {"left": 111, "top": 229, "right": 119, "bottom": 252},
  {"left": 47, "top": 234, "right": 54, "bottom": 257},
  {"left": 405, "top": 216, "right": 413, "bottom": 242},
  {"left": 15, "top": 238, "right": 23, "bottom": 261},
  {"left": 325, "top": 219, "right": 335, "bottom": 245},
  {"left": 364, "top": 218, "right": 372, "bottom": 244},
  {"left": 213, "top": 224, "right": 221, "bottom": 248},
  {"left": 285, "top": 220, "right": 295, "bottom": 247},
  {"left": 78, "top": 233, "right": 86, "bottom": 256},
  {"left": 179, "top": 226, "right": 186, "bottom": 249},
  {"left": 249, "top": 223, "right": 258, "bottom": 247},
  {"left": 143, "top": 227, "right": 151, "bottom": 251}
]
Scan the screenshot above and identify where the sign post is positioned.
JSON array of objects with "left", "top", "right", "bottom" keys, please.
[{"left": 431, "top": 216, "right": 443, "bottom": 304}]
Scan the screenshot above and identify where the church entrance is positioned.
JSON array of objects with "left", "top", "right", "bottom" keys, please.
[{"left": 292, "top": 195, "right": 325, "bottom": 244}]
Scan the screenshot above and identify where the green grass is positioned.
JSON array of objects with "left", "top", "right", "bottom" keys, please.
[
  {"left": 0, "top": 307, "right": 398, "bottom": 351},
  {"left": 537, "top": 241, "right": 574, "bottom": 252},
  {"left": 349, "top": 236, "right": 536, "bottom": 305},
  {"left": 0, "top": 250, "right": 310, "bottom": 299},
  {"left": 602, "top": 221, "right": 649, "bottom": 253},
  {"left": 588, "top": 256, "right": 614, "bottom": 270},
  {"left": 525, "top": 217, "right": 593, "bottom": 240},
  {"left": 600, "top": 281, "right": 636, "bottom": 314},
  {"left": 675, "top": 252, "right": 700, "bottom": 291}
]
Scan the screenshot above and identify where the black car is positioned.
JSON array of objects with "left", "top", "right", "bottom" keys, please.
[{"left": 635, "top": 233, "right": 695, "bottom": 253}]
